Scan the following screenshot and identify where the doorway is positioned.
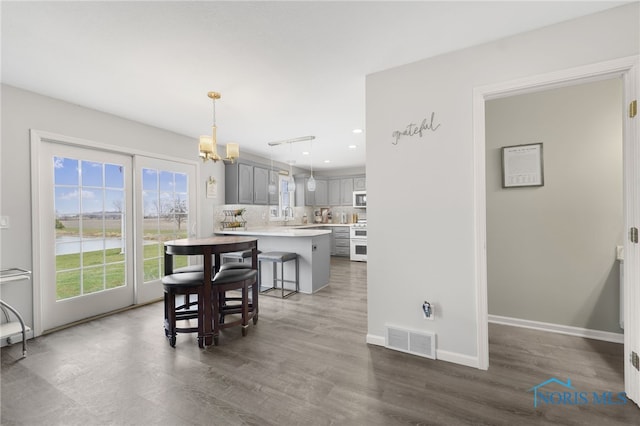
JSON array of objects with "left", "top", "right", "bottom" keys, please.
[
  {"left": 472, "top": 56, "right": 640, "bottom": 406},
  {"left": 485, "top": 78, "right": 624, "bottom": 339}
]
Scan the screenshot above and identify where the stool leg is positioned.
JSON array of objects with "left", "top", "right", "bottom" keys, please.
[
  {"left": 212, "top": 285, "right": 220, "bottom": 346},
  {"left": 165, "top": 291, "right": 177, "bottom": 347},
  {"left": 197, "top": 288, "right": 206, "bottom": 348},
  {"left": 252, "top": 276, "right": 259, "bottom": 324},
  {"left": 272, "top": 262, "right": 277, "bottom": 291},
  {"left": 295, "top": 256, "right": 299, "bottom": 293},
  {"left": 281, "top": 261, "right": 285, "bottom": 298},
  {"left": 241, "top": 282, "right": 249, "bottom": 336}
]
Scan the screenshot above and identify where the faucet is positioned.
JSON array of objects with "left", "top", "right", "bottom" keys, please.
[{"left": 284, "top": 207, "right": 294, "bottom": 222}]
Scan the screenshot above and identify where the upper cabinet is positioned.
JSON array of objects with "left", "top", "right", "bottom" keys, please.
[
  {"left": 296, "top": 176, "right": 367, "bottom": 207},
  {"left": 253, "top": 166, "right": 269, "bottom": 205},
  {"left": 339, "top": 178, "right": 354, "bottom": 205},
  {"left": 327, "top": 175, "right": 368, "bottom": 206},
  {"left": 327, "top": 179, "right": 341, "bottom": 206},
  {"left": 226, "top": 160, "right": 272, "bottom": 205},
  {"left": 314, "top": 179, "right": 328, "bottom": 206}
]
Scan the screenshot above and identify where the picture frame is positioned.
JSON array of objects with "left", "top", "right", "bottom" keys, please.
[
  {"left": 206, "top": 176, "right": 217, "bottom": 198},
  {"left": 501, "top": 143, "right": 544, "bottom": 188}
]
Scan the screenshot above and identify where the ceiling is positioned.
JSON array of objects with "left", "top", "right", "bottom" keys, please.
[{"left": 1, "top": 1, "right": 628, "bottom": 171}]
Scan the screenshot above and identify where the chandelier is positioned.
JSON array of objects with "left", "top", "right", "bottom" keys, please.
[{"left": 199, "top": 91, "right": 240, "bottom": 163}]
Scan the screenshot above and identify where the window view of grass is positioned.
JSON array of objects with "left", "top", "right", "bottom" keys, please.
[
  {"left": 55, "top": 218, "right": 188, "bottom": 300},
  {"left": 54, "top": 164, "right": 189, "bottom": 301}
]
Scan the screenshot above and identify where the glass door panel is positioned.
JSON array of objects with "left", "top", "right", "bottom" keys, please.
[
  {"left": 136, "top": 157, "right": 196, "bottom": 304},
  {"left": 41, "top": 142, "right": 134, "bottom": 331}
]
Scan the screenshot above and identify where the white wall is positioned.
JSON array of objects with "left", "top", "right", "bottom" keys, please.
[
  {"left": 486, "top": 78, "right": 623, "bottom": 334},
  {"left": 0, "top": 84, "right": 225, "bottom": 329},
  {"left": 365, "top": 4, "right": 639, "bottom": 367}
]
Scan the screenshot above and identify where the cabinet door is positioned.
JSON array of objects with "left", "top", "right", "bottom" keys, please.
[
  {"left": 238, "top": 163, "right": 254, "bottom": 204},
  {"left": 314, "top": 179, "right": 328, "bottom": 206},
  {"left": 253, "top": 166, "right": 269, "bottom": 205},
  {"left": 328, "top": 179, "right": 340, "bottom": 206},
  {"left": 268, "top": 170, "right": 279, "bottom": 205},
  {"left": 295, "top": 177, "right": 308, "bottom": 206},
  {"left": 353, "top": 176, "right": 366, "bottom": 191},
  {"left": 340, "top": 178, "right": 354, "bottom": 205}
]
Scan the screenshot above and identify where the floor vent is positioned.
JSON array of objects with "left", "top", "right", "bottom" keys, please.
[{"left": 385, "top": 325, "right": 436, "bottom": 359}]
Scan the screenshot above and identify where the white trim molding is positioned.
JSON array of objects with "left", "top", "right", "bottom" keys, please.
[
  {"left": 473, "top": 55, "right": 639, "bottom": 372},
  {"left": 489, "top": 315, "right": 624, "bottom": 344}
]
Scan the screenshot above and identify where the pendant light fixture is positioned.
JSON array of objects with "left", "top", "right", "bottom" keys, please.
[
  {"left": 307, "top": 138, "right": 316, "bottom": 192},
  {"left": 287, "top": 141, "right": 296, "bottom": 193},
  {"left": 199, "top": 91, "right": 240, "bottom": 163},
  {"left": 268, "top": 145, "right": 277, "bottom": 195},
  {"left": 267, "top": 136, "right": 316, "bottom": 193}
]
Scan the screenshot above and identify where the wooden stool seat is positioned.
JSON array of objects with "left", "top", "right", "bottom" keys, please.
[
  {"left": 211, "top": 268, "right": 259, "bottom": 345},
  {"left": 162, "top": 272, "right": 205, "bottom": 347}
]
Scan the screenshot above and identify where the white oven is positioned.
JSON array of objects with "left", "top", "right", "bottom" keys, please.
[{"left": 350, "top": 223, "right": 367, "bottom": 262}]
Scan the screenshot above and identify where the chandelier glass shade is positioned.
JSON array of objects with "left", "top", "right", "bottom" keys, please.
[{"left": 199, "top": 91, "right": 239, "bottom": 163}]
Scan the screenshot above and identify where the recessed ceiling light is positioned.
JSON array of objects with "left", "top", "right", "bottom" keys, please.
[
  {"left": 302, "top": 151, "right": 310, "bottom": 155},
  {"left": 324, "top": 159, "right": 331, "bottom": 163},
  {"left": 348, "top": 145, "right": 357, "bottom": 149},
  {"left": 352, "top": 129, "right": 363, "bottom": 134}
]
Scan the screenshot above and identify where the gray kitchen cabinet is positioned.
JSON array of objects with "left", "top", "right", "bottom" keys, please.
[
  {"left": 353, "top": 175, "right": 366, "bottom": 191},
  {"left": 328, "top": 179, "right": 341, "bottom": 206},
  {"left": 253, "top": 166, "right": 269, "bottom": 205},
  {"left": 226, "top": 161, "right": 273, "bottom": 205},
  {"left": 313, "top": 178, "right": 328, "bottom": 206},
  {"left": 295, "top": 176, "right": 310, "bottom": 206},
  {"left": 226, "top": 161, "right": 254, "bottom": 204},
  {"left": 333, "top": 226, "right": 350, "bottom": 257},
  {"left": 340, "top": 178, "right": 354, "bottom": 205}
]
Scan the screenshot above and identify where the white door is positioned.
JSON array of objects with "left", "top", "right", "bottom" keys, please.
[
  {"left": 39, "top": 142, "right": 134, "bottom": 331},
  {"left": 622, "top": 65, "right": 640, "bottom": 408},
  {"left": 134, "top": 156, "right": 197, "bottom": 304}
]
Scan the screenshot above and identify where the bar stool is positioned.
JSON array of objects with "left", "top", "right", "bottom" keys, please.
[
  {"left": 221, "top": 249, "right": 261, "bottom": 266},
  {"left": 211, "top": 268, "right": 259, "bottom": 345},
  {"left": 161, "top": 271, "right": 205, "bottom": 347},
  {"left": 257, "top": 251, "right": 299, "bottom": 298}
]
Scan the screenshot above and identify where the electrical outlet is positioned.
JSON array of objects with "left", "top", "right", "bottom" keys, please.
[
  {"left": 0, "top": 216, "right": 9, "bottom": 229},
  {"left": 422, "top": 301, "right": 434, "bottom": 320}
]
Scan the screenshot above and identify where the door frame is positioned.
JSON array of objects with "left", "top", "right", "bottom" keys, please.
[
  {"left": 472, "top": 56, "right": 639, "bottom": 402},
  {"left": 30, "top": 129, "right": 201, "bottom": 336}
]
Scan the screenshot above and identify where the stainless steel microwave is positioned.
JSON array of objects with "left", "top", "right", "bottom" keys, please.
[{"left": 353, "top": 191, "right": 366, "bottom": 208}]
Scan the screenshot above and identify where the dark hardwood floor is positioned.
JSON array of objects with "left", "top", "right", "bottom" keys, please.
[{"left": 2, "top": 258, "right": 638, "bottom": 425}]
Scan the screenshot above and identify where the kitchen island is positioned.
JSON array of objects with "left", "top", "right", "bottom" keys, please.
[{"left": 215, "top": 227, "right": 331, "bottom": 294}]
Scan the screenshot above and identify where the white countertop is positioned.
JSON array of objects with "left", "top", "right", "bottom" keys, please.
[{"left": 216, "top": 226, "right": 332, "bottom": 237}]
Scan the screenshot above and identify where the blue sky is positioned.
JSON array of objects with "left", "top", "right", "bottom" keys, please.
[{"left": 54, "top": 158, "right": 187, "bottom": 216}]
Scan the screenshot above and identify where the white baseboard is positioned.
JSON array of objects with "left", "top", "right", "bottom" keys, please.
[
  {"left": 436, "top": 350, "right": 480, "bottom": 368},
  {"left": 488, "top": 315, "right": 623, "bottom": 344},
  {"left": 366, "top": 333, "right": 481, "bottom": 369},
  {"left": 366, "top": 333, "right": 385, "bottom": 346}
]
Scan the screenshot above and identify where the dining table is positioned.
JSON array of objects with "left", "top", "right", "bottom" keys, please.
[{"left": 164, "top": 235, "right": 258, "bottom": 347}]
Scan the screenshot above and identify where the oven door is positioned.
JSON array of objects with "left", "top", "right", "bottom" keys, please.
[{"left": 350, "top": 238, "right": 367, "bottom": 262}]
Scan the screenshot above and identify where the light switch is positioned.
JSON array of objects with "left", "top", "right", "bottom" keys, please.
[{"left": 0, "top": 216, "right": 8, "bottom": 229}]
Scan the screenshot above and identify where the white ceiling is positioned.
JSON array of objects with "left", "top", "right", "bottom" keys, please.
[{"left": 1, "top": 1, "right": 628, "bottom": 171}]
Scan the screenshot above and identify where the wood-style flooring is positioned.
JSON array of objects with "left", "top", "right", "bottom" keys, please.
[{"left": 1, "top": 258, "right": 638, "bottom": 425}]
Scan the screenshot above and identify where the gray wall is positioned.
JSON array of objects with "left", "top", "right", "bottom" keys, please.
[
  {"left": 486, "top": 78, "right": 623, "bottom": 333},
  {"left": 0, "top": 84, "right": 225, "bottom": 330}
]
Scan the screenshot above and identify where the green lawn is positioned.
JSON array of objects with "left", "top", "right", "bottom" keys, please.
[{"left": 55, "top": 243, "right": 187, "bottom": 300}]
